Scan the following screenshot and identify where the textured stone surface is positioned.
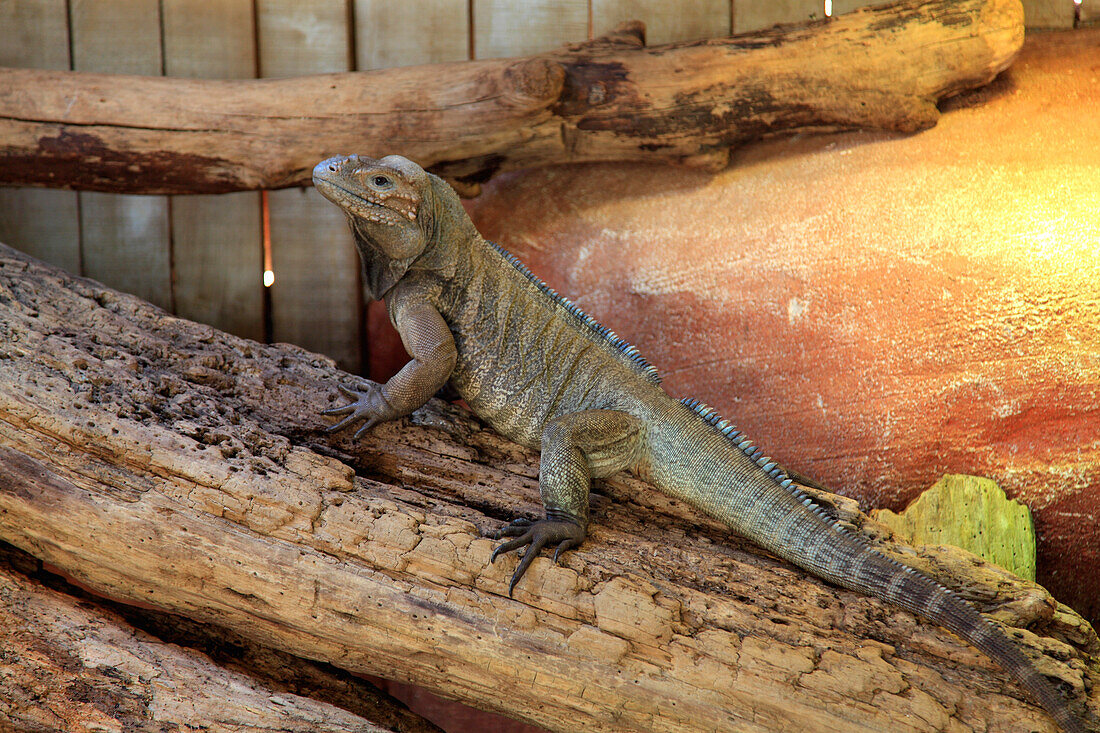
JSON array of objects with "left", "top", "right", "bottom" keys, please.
[{"left": 457, "top": 29, "right": 1100, "bottom": 624}]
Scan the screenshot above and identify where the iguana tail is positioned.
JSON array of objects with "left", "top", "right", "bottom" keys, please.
[
  {"left": 653, "top": 398, "right": 1085, "bottom": 733},
  {"left": 790, "top": 514, "right": 1084, "bottom": 733}
]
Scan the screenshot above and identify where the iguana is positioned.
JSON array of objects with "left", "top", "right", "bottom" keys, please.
[{"left": 312, "top": 153, "right": 1087, "bottom": 733}]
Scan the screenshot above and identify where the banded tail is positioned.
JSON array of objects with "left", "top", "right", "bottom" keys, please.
[
  {"left": 677, "top": 398, "right": 1085, "bottom": 733},
  {"left": 812, "top": 519, "right": 1084, "bottom": 733}
]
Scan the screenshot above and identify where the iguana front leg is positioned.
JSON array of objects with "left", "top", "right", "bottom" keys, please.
[
  {"left": 492, "top": 409, "right": 644, "bottom": 595},
  {"left": 325, "top": 301, "right": 456, "bottom": 436}
]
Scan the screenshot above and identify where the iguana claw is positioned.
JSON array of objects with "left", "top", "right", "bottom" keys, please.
[
  {"left": 490, "top": 516, "right": 586, "bottom": 597},
  {"left": 322, "top": 381, "right": 399, "bottom": 437}
]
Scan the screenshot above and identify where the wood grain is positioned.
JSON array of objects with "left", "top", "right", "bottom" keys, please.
[
  {"left": 592, "top": 0, "right": 731, "bottom": 45},
  {"left": 0, "top": 241, "right": 1095, "bottom": 733},
  {"left": 0, "top": 0, "right": 1026, "bottom": 195},
  {"left": 354, "top": 0, "right": 470, "bottom": 69},
  {"left": 258, "top": 0, "right": 353, "bottom": 78},
  {"left": 872, "top": 475, "right": 1037, "bottom": 582},
  {"left": 77, "top": 192, "right": 173, "bottom": 311},
  {"left": 831, "top": 0, "right": 881, "bottom": 15},
  {"left": 734, "top": 0, "right": 824, "bottom": 33},
  {"left": 0, "top": 554, "right": 429, "bottom": 733},
  {"left": 472, "top": 0, "right": 589, "bottom": 58}
]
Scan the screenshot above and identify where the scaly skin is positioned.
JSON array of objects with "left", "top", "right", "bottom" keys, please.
[{"left": 313, "top": 154, "right": 1087, "bottom": 733}]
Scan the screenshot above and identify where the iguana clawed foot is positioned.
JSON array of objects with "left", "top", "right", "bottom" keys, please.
[
  {"left": 490, "top": 514, "right": 586, "bottom": 596},
  {"left": 323, "top": 382, "right": 400, "bottom": 438}
]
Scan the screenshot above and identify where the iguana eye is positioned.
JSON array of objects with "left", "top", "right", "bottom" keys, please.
[{"left": 371, "top": 175, "right": 392, "bottom": 189}]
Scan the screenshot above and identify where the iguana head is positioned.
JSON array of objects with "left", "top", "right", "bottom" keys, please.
[{"left": 313, "top": 154, "right": 440, "bottom": 298}]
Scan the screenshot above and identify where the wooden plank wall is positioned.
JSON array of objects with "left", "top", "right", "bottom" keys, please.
[
  {"left": 0, "top": 0, "right": 80, "bottom": 274},
  {"left": 70, "top": 0, "right": 172, "bottom": 311},
  {"left": 259, "top": 0, "right": 362, "bottom": 372},
  {"left": 0, "top": 0, "right": 1089, "bottom": 374}
]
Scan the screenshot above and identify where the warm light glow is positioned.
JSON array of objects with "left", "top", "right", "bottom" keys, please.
[
  {"left": 825, "top": 0, "right": 833, "bottom": 16},
  {"left": 1073, "top": 0, "right": 1082, "bottom": 5},
  {"left": 261, "top": 189, "right": 274, "bottom": 289}
]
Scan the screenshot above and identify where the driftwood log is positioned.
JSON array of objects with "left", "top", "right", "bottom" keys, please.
[
  {"left": 0, "top": 0, "right": 1023, "bottom": 195},
  {"left": 0, "top": 240, "right": 1096, "bottom": 732},
  {"left": 0, "top": 545, "right": 443, "bottom": 733}
]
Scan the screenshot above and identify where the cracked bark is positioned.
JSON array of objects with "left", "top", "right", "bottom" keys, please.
[
  {"left": 0, "top": 241, "right": 1096, "bottom": 732},
  {"left": 0, "top": 0, "right": 1024, "bottom": 194}
]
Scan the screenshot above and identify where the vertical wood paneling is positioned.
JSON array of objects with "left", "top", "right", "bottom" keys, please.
[
  {"left": 592, "top": 0, "right": 731, "bottom": 45},
  {"left": 0, "top": 0, "right": 71, "bottom": 68},
  {"left": 734, "top": 0, "right": 824, "bottom": 33},
  {"left": 163, "top": 0, "right": 264, "bottom": 341},
  {"left": 1081, "top": 0, "right": 1099, "bottom": 23},
  {"left": 70, "top": 0, "right": 173, "bottom": 311},
  {"left": 77, "top": 193, "right": 172, "bottom": 309},
  {"left": 0, "top": 0, "right": 80, "bottom": 273},
  {"left": 69, "top": 0, "right": 162, "bottom": 73},
  {"left": 258, "top": 0, "right": 352, "bottom": 77},
  {"left": 258, "top": 0, "right": 362, "bottom": 372},
  {"left": 354, "top": 0, "right": 470, "bottom": 69},
  {"left": 1020, "top": 0, "right": 1077, "bottom": 27},
  {"left": 830, "top": 0, "right": 876, "bottom": 15},
  {"left": 162, "top": 0, "right": 258, "bottom": 78},
  {"left": 472, "top": 0, "right": 588, "bottom": 58}
]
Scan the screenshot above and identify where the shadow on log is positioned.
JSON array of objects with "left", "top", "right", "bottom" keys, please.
[
  {"left": 0, "top": 240, "right": 1096, "bottom": 731},
  {"left": 0, "top": 0, "right": 1023, "bottom": 195}
]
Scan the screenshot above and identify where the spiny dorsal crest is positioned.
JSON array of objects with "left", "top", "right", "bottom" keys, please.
[
  {"left": 679, "top": 397, "right": 842, "bottom": 525},
  {"left": 487, "top": 240, "right": 661, "bottom": 385}
]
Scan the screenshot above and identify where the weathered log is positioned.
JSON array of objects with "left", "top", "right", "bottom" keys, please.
[
  {"left": 0, "top": 240, "right": 1096, "bottom": 732},
  {"left": 0, "top": 0, "right": 1023, "bottom": 195},
  {"left": 0, "top": 548, "right": 429, "bottom": 733},
  {"left": 0, "top": 543, "right": 446, "bottom": 733}
]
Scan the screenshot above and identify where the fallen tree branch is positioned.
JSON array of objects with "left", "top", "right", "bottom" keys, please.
[
  {"left": 0, "top": 0, "right": 1023, "bottom": 195},
  {"left": 0, "top": 240, "right": 1095, "bottom": 732},
  {"left": 0, "top": 546, "right": 436, "bottom": 733}
]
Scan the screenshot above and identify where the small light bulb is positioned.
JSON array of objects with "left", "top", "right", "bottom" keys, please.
[
  {"left": 825, "top": 0, "right": 833, "bottom": 16},
  {"left": 263, "top": 270, "right": 275, "bottom": 288}
]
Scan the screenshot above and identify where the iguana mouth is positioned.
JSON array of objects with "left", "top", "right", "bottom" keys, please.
[{"left": 316, "top": 176, "right": 406, "bottom": 226}]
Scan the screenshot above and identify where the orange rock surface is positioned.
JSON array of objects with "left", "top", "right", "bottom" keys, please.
[{"left": 372, "top": 30, "right": 1100, "bottom": 624}]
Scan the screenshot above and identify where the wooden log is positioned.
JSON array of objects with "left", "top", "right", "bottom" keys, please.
[
  {"left": 0, "top": 547, "right": 435, "bottom": 733},
  {"left": 0, "top": 246, "right": 1097, "bottom": 731},
  {"left": 0, "top": 0, "right": 1023, "bottom": 195}
]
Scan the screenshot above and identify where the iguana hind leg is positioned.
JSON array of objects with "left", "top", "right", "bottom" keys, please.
[{"left": 491, "top": 409, "right": 644, "bottom": 595}]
